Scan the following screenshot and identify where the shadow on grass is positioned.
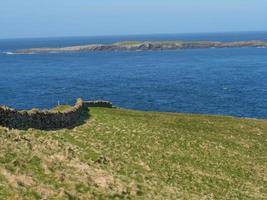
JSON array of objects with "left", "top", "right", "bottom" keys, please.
[{"left": 62, "top": 108, "right": 91, "bottom": 130}]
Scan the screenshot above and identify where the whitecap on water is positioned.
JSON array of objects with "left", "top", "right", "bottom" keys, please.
[
  {"left": 3, "top": 51, "right": 37, "bottom": 55},
  {"left": 2, "top": 51, "right": 15, "bottom": 55}
]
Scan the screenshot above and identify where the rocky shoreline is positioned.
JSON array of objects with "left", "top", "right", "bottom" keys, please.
[{"left": 14, "top": 40, "right": 267, "bottom": 54}]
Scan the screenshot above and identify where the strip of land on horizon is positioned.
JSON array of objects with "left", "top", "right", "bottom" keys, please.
[{"left": 14, "top": 40, "right": 267, "bottom": 54}]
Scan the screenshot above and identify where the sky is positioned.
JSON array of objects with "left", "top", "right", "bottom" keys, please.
[{"left": 0, "top": 0, "right": 266, "bottom": 39}]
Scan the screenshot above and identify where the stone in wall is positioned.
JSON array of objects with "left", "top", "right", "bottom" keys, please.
[{"left": 0, "top": 99, "right": 113, "bottom": 130}]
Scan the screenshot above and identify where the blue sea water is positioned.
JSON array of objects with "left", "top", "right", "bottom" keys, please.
[{"left": 0, "top": 32, "right": 267, "bottom": 119}]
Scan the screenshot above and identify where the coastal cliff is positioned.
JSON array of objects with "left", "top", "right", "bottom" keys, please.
[{"left": 15, "top": 40, "right": 267, "bottom": 54}]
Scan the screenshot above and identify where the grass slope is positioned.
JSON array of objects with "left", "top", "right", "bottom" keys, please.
[{"left": 0, "top": 107, "right": 266, "bottom": 199}]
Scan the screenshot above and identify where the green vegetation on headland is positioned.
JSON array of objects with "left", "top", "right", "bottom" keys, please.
[
  {"left": 0, "top": 107, "right": 266, "bottom": 199},
  {"left": 15, "top": 40, "right": 267, "bottom": 54}
]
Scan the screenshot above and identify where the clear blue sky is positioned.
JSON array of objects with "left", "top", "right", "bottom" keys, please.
[{"left": 0, "top": 0, "right": 266, "bottom": 39}]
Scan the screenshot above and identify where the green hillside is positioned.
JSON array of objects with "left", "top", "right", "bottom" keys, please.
[{"left": 0, "top": 107, "right": 266, "bottom": 199}]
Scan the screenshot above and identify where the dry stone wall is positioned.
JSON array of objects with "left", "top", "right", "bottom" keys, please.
[
  {"left": 83, "top": 100, "right": 113, "bottom": 108},
  {"left": 0, "top": 99, "right": 112, "bottom": 130}
]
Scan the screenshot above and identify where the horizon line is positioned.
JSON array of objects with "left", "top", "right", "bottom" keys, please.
[{"left": 0, "top": 30, "right": 267, "bottom": 40}]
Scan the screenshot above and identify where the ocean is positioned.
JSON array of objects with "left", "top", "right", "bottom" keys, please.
[{"left": 0, "top": 32, "right": 267, "bottom": 119}]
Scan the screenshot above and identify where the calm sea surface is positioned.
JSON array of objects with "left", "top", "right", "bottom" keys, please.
[{"left": 0, "top": 32, "right": 267, "bottom": 119}]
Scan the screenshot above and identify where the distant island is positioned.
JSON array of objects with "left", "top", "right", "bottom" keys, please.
[{"left": 15, "top": 40, "right": 267, "bottom": 54}]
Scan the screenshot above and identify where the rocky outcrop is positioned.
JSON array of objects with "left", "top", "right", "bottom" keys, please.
[
  {"left": 14, "top": 40, "right": 267, "bottom": 54},
  {"left": 0, "top": 100, "right": 112, "bottom": 130}
]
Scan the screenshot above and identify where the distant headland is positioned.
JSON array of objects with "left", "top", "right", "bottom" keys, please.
[{"left": 14, "top": 40, "right": 267, "bottom": 54}]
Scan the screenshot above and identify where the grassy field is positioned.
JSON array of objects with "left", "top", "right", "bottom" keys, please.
[{"left": 0, "top": 107, "right": 266, "bottom": 199}]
